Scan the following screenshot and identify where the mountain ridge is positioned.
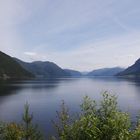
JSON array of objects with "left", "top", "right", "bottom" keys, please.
[
  {"left": 14, "top": 58, "right": 70, "bottom": 78},
  {"left": 64, "top": 69, "right": 82, "bottom": 77},
  {"left": 87, "top": 67, "right": 124, "bottom": 76},
  {"left": 0, "top": 51, "right": 34, "bottom": 79},
  {"left": 1, "top": 51, "right": 139, "bottom": 79},
  {"left": 117, "top": 58, "right": 140, "bottom": 77}
]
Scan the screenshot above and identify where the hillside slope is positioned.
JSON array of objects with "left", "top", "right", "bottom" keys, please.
[
  {"left": 0, "top": 51, "right": 34, "bottom": 79},
  {"left": 117, "top": 58, "right": 140, "bottom": 76},
  {"left": 87, "top": 67, "right": 124, "bottom": 76},
  {"left": 15, "top": 59, "right": 70, "bottom": 78},
  {"left": 64, "top": 69, "right": 82, "bottom": 77}
]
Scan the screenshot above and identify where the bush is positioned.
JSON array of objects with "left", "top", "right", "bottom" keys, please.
[
  {"left": 52, "top": 92, "right": 140, "bottom": 140},
  {"left": 0, "top": 103, "right": 43, "bottom": 140},
  {"left": 1, "top": 92, "right": 140, "bottom": 140},
  {"left": 2, "top": 123, "right": 23, "bottom": 140}
]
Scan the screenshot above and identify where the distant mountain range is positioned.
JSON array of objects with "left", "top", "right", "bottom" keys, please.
[
  {"left": 117, "top": 58, "right": 140, "bottom": 77},
  {"left": 64, "top": 69, "right": 82, "bottom": 77},
  {"left": 15, "top": 58, "right": 70, "bottom": 78},
  {"left": 0, "top": 51, "right": 139, "bottom": 79},
  {"left": 0, "top": 51, "right": 33, "bottom": 79},
  {"left": 87, "top": 67, "right": 124, "bottom": 76}
]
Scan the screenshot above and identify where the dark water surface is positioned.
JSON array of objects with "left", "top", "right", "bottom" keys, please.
[{"left": 0, "top": 77, "right": 140, "bottom": 137}]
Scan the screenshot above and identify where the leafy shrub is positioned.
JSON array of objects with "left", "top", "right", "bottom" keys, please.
[
  {"left": 52, "top": 92, "right": 140, "bottom": 140},
  {"left": 0, "top": 103, "right": 43, "bottom": 140},
  {"left": 1, "top": 92, "right": 140, "bottom": 140}
]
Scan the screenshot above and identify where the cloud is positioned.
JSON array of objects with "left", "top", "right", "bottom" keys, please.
[
  {"left": 0, "top": 0, "right": 29, "bottom": 57},
  {"left": 41, "top": 31, "right": 140, "bottom": 70},
  {"left": 24, "top": 52, "right": 37, "bottom": 56},
  {"left": 0, "top": 0, "right": 140, "bottom": 70},
  {"left": 0, "top": 0, "right": 46, "bottom": 57},
  {"left": 23, "top": 51, "right": 48, "bottom": 62}
]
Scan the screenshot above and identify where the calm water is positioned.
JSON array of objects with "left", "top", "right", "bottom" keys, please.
[{"left": 0, "top": 77, "right": 140, "bottom": 137}]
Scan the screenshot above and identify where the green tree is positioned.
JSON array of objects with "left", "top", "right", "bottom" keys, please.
[
  {"left": 0, "top": 103, "right": 44, "bottom": 140},
  {"left": 2, "top": 123, "right": 23, "bottom": 140},
  {"left": 22, "top": 103, "right": 43, "bottom": 140},
  {"left": 2, "top": 92, "right": 140, "bottom": 140},
  {"left": 52, "top": 92, "right": 135, "bottom": 140}
]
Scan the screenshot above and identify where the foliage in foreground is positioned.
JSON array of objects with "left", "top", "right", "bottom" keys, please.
[
  {"left": 52, "top": 92, "right": 140, "bottom": 140},
  {"left": 1, "top": 92, "right": 140, "bottom": 140},
  {"left": 0, "top": 103, "right": 43, "bottom": 140}
]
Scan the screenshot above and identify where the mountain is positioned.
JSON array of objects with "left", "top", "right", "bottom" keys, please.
[
  {"left": 64, "top": 69, "right": 82, "bottom": 77},
  {"left": 0, "top": 51, "right": 34, "bottom": 79},
  {"left": 15, "top": 58, "right": 70, "bottom": 78},
  {"left": 81, "top": 71, "right": 89, "bottom": 75},
  {"left": 87, "top": 67, "right": 124, "bottom": 76},
  {"left": 117, "top": 58, "right": 140, "bottom": 77}
]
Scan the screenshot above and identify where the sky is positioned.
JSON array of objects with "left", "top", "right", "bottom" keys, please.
[{"left": 0, "top": 0, "right": 140, "bottom": 71}]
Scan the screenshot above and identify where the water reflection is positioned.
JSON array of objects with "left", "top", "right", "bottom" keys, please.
[
  {"left": 0, "top": 78, "right": 76, "bottom": 96},
  {"left": 0, "top": 77, "right": 140, "bottom": 138},
  {"left": 0, "top": 80, "right": 22, "bottom": 96}
]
